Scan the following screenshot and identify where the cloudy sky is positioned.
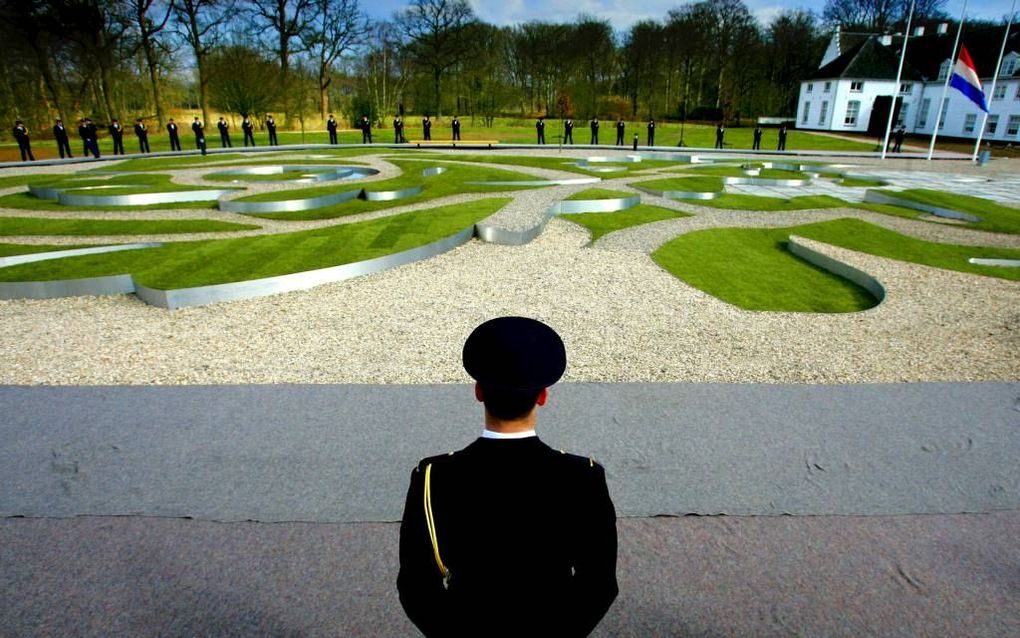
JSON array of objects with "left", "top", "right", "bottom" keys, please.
[{"left": 363, "top": 0, "right": 1017, "bottom": 31}]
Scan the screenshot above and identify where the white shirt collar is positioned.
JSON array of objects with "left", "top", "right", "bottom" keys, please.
[{"left": 481, "top": 429, "right": 537, "bottom": 440}]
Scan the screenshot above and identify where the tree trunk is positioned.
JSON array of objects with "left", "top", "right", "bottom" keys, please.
[
  {"left": 142, "top": 34, "right": 166, "bottom": 128},
  {"left": 197, "top": 53, "right": 210, "bottom": 127},
  {"left": 281, "top": 35, "right": 291, "bottom": 126},
  {"left": 99, "top": 61, "right": 115, "bottom": 122},
  {"left": 433, "top": 67, "right": 441, "bottom": 118},
  {"left": 33, "top": 43, "right": 66, "bottom": 123}
]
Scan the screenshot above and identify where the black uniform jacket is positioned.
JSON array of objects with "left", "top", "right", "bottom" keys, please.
[{"left": 398, "top": 436, "right": 618, "bottom": 638}]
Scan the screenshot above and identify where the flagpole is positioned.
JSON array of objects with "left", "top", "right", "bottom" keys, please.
[
  {"left": 927, "top": 0, "right": 968, "bottom": 160},
  {"left": 972, "top": 0, "right": 1017, "bottom": 162},
  {"left": 882, "top": 0, "right": 914, "bottom": 160}
]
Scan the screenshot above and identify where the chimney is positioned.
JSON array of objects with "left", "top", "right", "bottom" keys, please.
[
  {"left": 913, "top": 26, "right": 925, "bottom": 37},
  {"left": 879, "top": 35, "right": 893, "bottom": 46},
  {"left": 937, "top": 23, "right": 949, "bottom": 35}
]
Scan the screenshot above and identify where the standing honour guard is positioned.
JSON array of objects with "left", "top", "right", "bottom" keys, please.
[
  {"left": 266, "top": 114, "right": 278, "bottom": 146},
  {"left": 134, "top": 119, "right": 150, "bottom": 153},
  {"left": 422, "top": 114, "right": 432, "bottom": 141},
  {"left": 242, "top": 116, "right": 255, "bottom": 147},
  {"left": 536, "top": 116, "right": 546, "bottom": 144},
  {"left": 893, "top": 127, "right": 905, "bottom": 153},
  {"left": 360, "top": 115, "right": 372, "bottom": 144},
  {"left": 12, "top": 120, "right": 34, "bottom": 161},
  {"left": 590, "top": 117, "right": 599, "bottom": 144},
  {"left": 84, "top": 118, "right": 100, "bottom": 158},
  {"left": 167, "top": 118, "right": 181, "bottom": 151},
  {"left": 192, "top": 117, "right": 207, "bottom": 155},
  {"left": 78, "top": 118, "right": 90, "bottom": 156},
  {"left": 752, "top": 124, "right": 763, "bottom": 150},
  {"left": 327, "top": 113, "right": 338, "bottom": 144},
  {"left": 451, "top": 116, "right": 461, "bottom": 141},
  {"left": 715, "top": 122, "right": 725, "bottom": 149},
  {"left": 397, "top": 316, "right": 619, "bottom": 637},
  {"left": 647, "top": 118, "right": 655, "bottom": 146},
  {"left": 777, "top": 123, "right": 788, "bottom": 151},
  {"left": 563, "top": 118, "right": 573, "bottom": 144},
  {"left": 217, "top": 117, "right": 232, "bottom": 148},
  {"left": 108, "top": 118, "right": 125, "bottom": 155},
  {"left": 53, "top": 119, "right": 72, "bottom": 158},
  {"left": 615, "top": 118, "right": 625, "bottom": 146},
  {"left": 393, "top": 116, "right": 405, "bottom": 143}
]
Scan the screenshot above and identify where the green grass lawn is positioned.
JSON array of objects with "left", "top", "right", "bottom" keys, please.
[
  {"left": 0, "top": 173, "right": 236, "bottom": 211},
  {"left": 395, "top": 152, "right": 683, "bottom": 176},
  {"left": 636, "top": 176, "right": 724, "bottom": 193},
  {"left": 0, "top": 174, "right": 63, "bottom": 190},
  {"left": 837, "top": 176, "right": 888, "bottom": 187},
  {"left": 566, "top": 188, "right": 635, "bottom": 200},
  {"left": 652, "top": 217, "right": 1020, "bottom": 312},
  {"left": 681, "top": 165, "right": 810, "bottom": 180},
  {"left": 0, "top": 191, "right": 219, "bottom": 211},
  {"left": 0, "top": 242, "right": 84, "bottom": 257},
  {"left": 560, "top": 204, "right": 691, "bottom": 242},
  {"left": 84, "top": 148, "right": 379, "bottom": 172},
  {"left": 870, "top": 189, "right": 1020, "bottom": 234},
  {"left": 0, "top": 198, "right": 510, "bottom": 289},
  {"left": 0, "top": 217, "right": 258, "bottom": 236}
]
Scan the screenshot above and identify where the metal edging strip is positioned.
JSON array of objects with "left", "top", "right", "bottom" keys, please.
[
  {"left": 862, "top": 190, "right": 982, "bottom": 223},
  {"left": 787, "top": 235, "right": 886, "bottom": 304}
]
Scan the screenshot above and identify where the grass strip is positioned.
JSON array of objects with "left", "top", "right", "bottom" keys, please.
[
  {"left": 637, "top": 176, "right": 724, "bottom": 193},
  {"left": 560, "top": 204, "right": 692, "bottom": 242},
  {"left": 0, "top": 217, "right": 257, "bottom": 236},
  {"left": 0, "top": 242, "right": 90, "bottom": 257},
  {"left": 870, "top": 189, "right": 1020, "bottom": 234},
  {"left": 565, "top": 188, "right": 635, "bottom": 200}
]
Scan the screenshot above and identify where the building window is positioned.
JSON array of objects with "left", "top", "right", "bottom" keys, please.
[
  {"left": 845, "top": 101, "right": 861, "bottom": 126},
  {"left": 917, "top": 98, "right": 931, "bottom": 128},
  {"left": 1002, "top": 55, "right": 1018, "bottom": 77},
  {"left": 1007, "top": 115, "right": 1020, "bottom": 136},
  {"left": 993, "top": 85, "right": 1007, "bottom": 101},
  {"left": 938, "top": 60, "right": 951, "bottom": 81},
  {"left": 1016, "top": 84, "right": 1020, "bottom": 100},
  {"left": 985, "top": 115, "right": 999, "bottom": 135},
  {"left": 896, "top": 103, "right": 910, "bottom": 127},
  {"left": 802, "top": 101, "right": 811, "bottom": 124},
  {"left": 963, "top": 113, "right": 977, "bottom": 134},
  {"left": 850, "top": 81, "right": 864, "bottom": 92},
  {"left": 807, "top": 82, "right": 813, "bottom": 93},
  {"left": 899, "top": 83, "right": 913, "bottom": 94},
  {"left": 819, "top": 101, "right": 829, "bottom": 125},
  {"left": 938, "top": 98, "right": 950, "bottom": 130},
  {"left": 824, "top": 81, "right": 832, "bottom": 92}
]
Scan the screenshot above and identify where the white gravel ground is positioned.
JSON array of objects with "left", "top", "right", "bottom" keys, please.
[{"left": 0, "top": 150, "right": 1018, "bottom": 385}]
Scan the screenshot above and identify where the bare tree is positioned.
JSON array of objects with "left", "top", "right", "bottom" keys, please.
[
  {"left": 174, "top": 0, "right": 232, "bottom": 128},
  {"left": 395, "top": 0, "right": 475, "bottom": 117},
  {"left": 129, "top": 0, "right": 174, "bottom": 128},
  {"left": 306, "top": 0, "right": 368, "bottom": 119},
  {"left": 249, "top": 0, "right": 316, "bottom": 126},
  {"left": 0, "top": 0, "right": 70, "bottom": 122},
  {"left": 67, "top": 0, "right": 134, "bottom": 122}
]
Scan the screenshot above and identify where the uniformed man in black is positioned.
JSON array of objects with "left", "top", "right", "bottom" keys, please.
[
  {"left": 327, "top": 114, "right": 338, "bottom": 144},
  {"left": 77, "top": 119, "right": 89, "bottom": 156},
  {"left": 893, "top": 127, "right": 905, "bottom": 153},
  {"left": 167, "top": 118, "right": 181, "bottom": 151},
  {"left": 647, "top": 118, "right": 655, "bottom": 147},
  {"left": 536, "top": 117, "right": 546, "bottom": 144},
  {"left": 752, "top": 124, "right": 763, "bottom": 150},
  {"left": 12, "top": 120, "right": 34, "bottom": 161},
  {"left": 53, "top": 119, "right": 72, "bottom": 158},
  {"left": 451, "top": 116, "right": 461, "bottom": 141},
  {"left": 217, "top": 117, "right": 231, "bottom": 148},
  {"left": 192, "top": 117, "right": 206, "bottom": 155},
  {"left": 423, "top": 115, "right": 432, "bottom": 141},
  {"left": 266, "top": 114, "right": 278, "bottom": 146},
  {"left": 108, "top": 118, "right": 125, "bottom": 155},
  {"left": 84, "top": 118, "right": 100, "bottom": 158},
  {"left": 615, "top": 118, "right": 624, "bottom": 146},
  {"left": 777, "top": 123, "right": 788, "bottom": 151},
  {"left": 134, "top": 119, "right": 150, "bottom": 153},
  {"left": 590, "top": 117, "right": 599, "bottom": 145},
  {"left": 360, "top": 115, "right": 372, "bottom": 144},
  {"left": 393, "top": 116, "right": 404, "bottom": 143},
  {"left": 563, "top": 118, "right": 574, "bottom": 144},
  {"left": 398, "top": 316, "right": 618, "bottom": 637},
  {"left": 715, "top": 123, "right": 725, "bottom": 149},
  {"left": 242, "top": 117, "right": 255, "bottom": 147}
]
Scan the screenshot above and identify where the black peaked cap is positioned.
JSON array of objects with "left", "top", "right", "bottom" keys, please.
[{"left": 463, "top": 317, "right": 566, "bottom": 391}]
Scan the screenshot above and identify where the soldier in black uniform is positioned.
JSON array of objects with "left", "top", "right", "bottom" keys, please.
[
  {"left": 615, "top": 118, "right": 625, "bottom": 146},
  {"left": 452, "top": 116, "right": 461, "bottom": 141},
  {"left": 393, "top": 116, "right": 404, "bottom": 143},
  {"left": 327, "top": 113, "right": 338, "bottom": 144},
  {"left": 53, "top": 119, "right": 72, "bottom": 158},
  {"left": 217, "top": 117, "right": 231, "bottom": 148},
  {"left": 167, "top": 118, "right": 181, "bottom": 151},
  {"left": 242, "top": 116, "right": 255, "bottom": 147},
  {"left": 563, "top": 118, "right": 573, "bottom": 144},
  {"left": 777, "top": 123, "right": 788, "bottom": 151},
  {"left": 266, "top": 114, "right": 278, "bottom": 146},
  {"left": 715, "top": 123, "right": 725, "bottom": 149},
  {"left": 84, "top": 118, "right": 100, "bottom": 158},
  {"left": 360, "top": 115, "right": 372, "bottom": 144},
  {"left": 752, "top": 124, "right": 763, "bottom": 150},
  {"left": 590, "top": 117, "right": 599, "bottom": 145},
  {"left": 422, "top": 115, "right": 432, "bottom": 141},
  {"left": 893, "top": 127, "right": 905, "bottom": 152},
  {"left": 108, "top": 118, "right": 125, "bottom": 155},
  {"left": 536, "top": 117, "right": 546, "bottom": 144},
  {"left": 647, "top": 118, "right": 655, "bottom": 146},
  {"left": 192, "top": 117, "right": 207, "bottom": 155},
  {"left": 398, "top": 316, "right": 618, "bottom": 638},
  {"left": 12, "top": 120, "right": 34, "bottom": 161},
  {"left": 134, "top": 119, "right": 150, "bottom": 153},
  {"left": 77, "top": 119, "right": 89, "bottom": 156}
]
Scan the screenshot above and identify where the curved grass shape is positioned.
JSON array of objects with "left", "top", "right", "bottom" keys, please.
[
  {"left": 637, "top": 176, "right": 724, "bottom": 193},
  {"left": 0, "top": 173, "right": 237, "bottom": 211},
  {"left": 566, "top": 188, "right": 635, "bottom": 200},
  {"left": 396, "top": 153, "right": 682, "bottom": 176},
  {"left": 837, "top": 176, "right": 888, "bottom": 187},
  {"left": 685, "top": 165, "right": 810, "bottom": 180},
  {"left": 868, "top": 189, "right": 1020, "bottom": 235},
  {"left": 0, "top": 243, "right": 85, "bottom": 257},
  {"left": 560, "top": 204, "right": 692, "bottom": 242},
  {"left": 0, "top": 198, "right": 510, "bottom": 290},
  {"left": 0, "top": 217, "right": 258, "bottom": 236}
]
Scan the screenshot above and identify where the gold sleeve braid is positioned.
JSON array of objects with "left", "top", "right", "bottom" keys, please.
[{"left": 423, "top": 463, "right": 451, "bottom": 589}]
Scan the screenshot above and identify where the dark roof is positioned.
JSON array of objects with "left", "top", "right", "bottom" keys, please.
[
  {"left": 895, "top": 25, "right": 1020, "bottom": 80},
  {"left": 809, "top": 37, "right": 924, "bottom": 81}
]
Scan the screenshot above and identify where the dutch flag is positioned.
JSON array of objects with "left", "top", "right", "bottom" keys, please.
[{"left": 950, "top": 46, "right": 988, "bottom": 112}]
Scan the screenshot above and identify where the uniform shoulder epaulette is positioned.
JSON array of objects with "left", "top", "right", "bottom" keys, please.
[
  {"left": 557, "top": 448, "right": 602, "bottom": 470},
  {"left": 414, "top": 450, "right": 456, "bottom": 472}
]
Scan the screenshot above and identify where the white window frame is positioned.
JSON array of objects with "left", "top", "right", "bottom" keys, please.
[
  {"left": 1015, "top": 84, "right": 1020, "bottom": 100},
  {"left": 993, "top": 85, "right": 1007, "bottom": 101},
  {"left": 896, "top": 102, "right": 910, "bottom": 127},
  {"left": 938, "top": 98, "right": 950, "bottom": 130},
  {"left": 824, "top": 81, "right": 832, "bottom": 93},
  {"left": 807, "top": 82, "right": 813, "bottom": 93},
  {"left": 917, "top": 98, "right": 931, "bottom": 128},
  {"left": 938, "top": 60, "right": 951, "bottom": 81},
  {"left": 963, "top": 113, "right": 977, "bottom": 134},
  {"left": 1001, "top": 54, "right": 1018, "bottom": 77},
  {"left": 899, "top": 82, "right": 913, "bottom": 94},
  {"left": 985, "top": 115, "right": 999, "bottom": 135},
  {"left": 819, "top": 101, "right": 829, "bottom": 125},
  {"left": 845, "top": 101, "right": 861, "bottom": 126},
  {"left": 850, "top": 81, "right": 864, "bottom": 92},
  {"left": 1007, "top": 115, "right": 1020, "bottom": 136},
  {"left": 802, "top": 101, "right": 811, "bottom": 124}
]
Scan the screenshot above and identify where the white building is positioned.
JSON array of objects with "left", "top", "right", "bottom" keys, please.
[{"left": 796, "top": 25, "right": 1020, "bottom": 143}]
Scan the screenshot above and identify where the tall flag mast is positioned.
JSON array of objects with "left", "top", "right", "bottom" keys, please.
[
  {"left": 972, "top": 0, "right": 1017, "bottom": 162},
  {"left": 927, "top": 0, "right": 968, "bottom": 160},
  {"left": 882, "top": 0, "right": 915, "bottom": 160}
]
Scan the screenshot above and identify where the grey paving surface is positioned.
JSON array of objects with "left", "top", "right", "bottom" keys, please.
[
  {"left": 1, "top": 382, "right": 1017, "bottom": 521},
  {"left": 1, "top": 513, "right": 1017, "bottom": 637}
]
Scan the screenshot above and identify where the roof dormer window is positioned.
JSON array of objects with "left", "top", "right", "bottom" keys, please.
[
  {"left": 1001, "top": 53, "right": 1018, "bottom": 77},
  {"left": 938, "top": 59, "right": 951, "bottom": 81}
]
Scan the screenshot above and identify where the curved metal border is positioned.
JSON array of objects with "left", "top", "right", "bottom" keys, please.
[
  {"left": 475, "top": 194, "right": 639, "bottom": 246},
  {"left": 466, "top": 177, "right": 601, "bottom": 187},
  {"left": 0, "top": 274, "right": 138, "bottom": 300},
  {"left": 967, "top": 258, "right": 1020, "bottom": 267},
  {"left": 475, "top": 220, "right": 548, "bottom": 245},
  {"left": 0, "top": 243, "right": 162, "bottom": 268},
  {"left": 721, "top": 176, "right": 812, "bottom": 187},
  {"left": 204, "top": 165, "right": 379, "bottom": 184},
  {"left": 555, "top": 195, "right": 640, "bottom": 214},
  {"left": 863, "top": 190, "right": 982, "bottom": 223},
  {"left": 219, "top": 188, "right": 361, "bottom": 214},
  {"left": 421, "top": 166, "right": 448, "bottom": 177},
  {"left": 638, "top": 152, "right": 710, "bottom": 164},
  {"left": 56, "top": 189, "right": 237, "bottom": 207},
  {"left": 787, "top": 235, "right": 886, "bottom": 304},
  {"left": 362, "top": 185, "right": 424, "bottom": 201},
  {"left": 633, "top": 185, "right": 722, "bottom": 200},
  {"left": 134, "top": 226, "right": 476, "bottom": 309}
]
